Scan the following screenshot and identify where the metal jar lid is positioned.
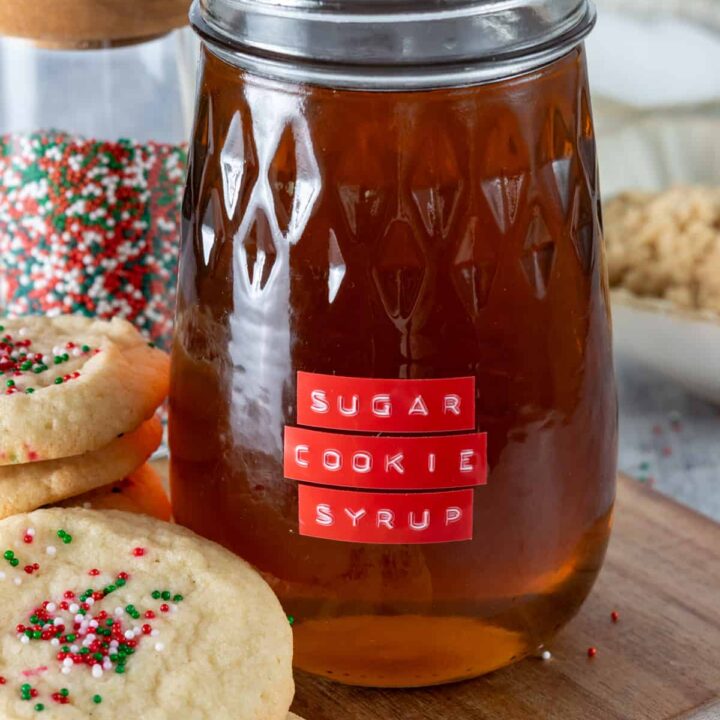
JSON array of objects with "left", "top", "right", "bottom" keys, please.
[{"left": 192, "top": 0, "right": 597, "bottom": 88}]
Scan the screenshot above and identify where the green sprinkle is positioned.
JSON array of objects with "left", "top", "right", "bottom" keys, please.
[
  {"left": 161, "top": 591, "right": 171, "bottom": 601},
  {"left": 106, "top": 619, "right": 114, "bottom": 627},
  {"left": 148, "top": 342, "right": 156, "bottom": 348},
  {"left": 80, "top": 647, "right": 90, "bottom": 654},
  {"left": 125, "top": 604, "right": 136, "bottom": 614},
  {"left": 151, "top": 590, "right": 161, "bottom": 599},
  {"left": 54, "top": 377, "right": 63, "bottom": 385},
  {"left": 53, "top": 356, "right": 62, "bottom": 365},
  {"left": 20, "top": 361, "right": 32, "bottom": 370},
  {"left": 115, "top": 578, "right": 126, "bottom": 587},
  {"left": 5, "top": 379, "right": 14, "bottom": 387},
  {"left": 3, "top": 550, "right": 14, "bottom": 559},
  {"left": 21, "top": 684, "right": 31, "bottom": 692},
  {"left": 104, "top": 584, "right": 116, "bottom": 594},
  {"left": 62, "top": 534, "right": 72, "bottom": 544},
  {"left": 81, "top": 345, "right": 90, "bottom": 353},
  {"left": 10, "top": 558, "right": 19, "bottom": 567},
  {"left": 35, "top": 703, "right": 44, "bottom": 711},
  {"left": 173, "top": 594, "right": 183, "bottom": 602},
  {"left": 57, "top": 529, "right": 66, "bottom": 538},
  {"left": 93, "top": 695, "right": 102, "bottom": 704},
  {"left": 60, "top": 689, "right": 69, "bottom": 697},
  {"left": 61, "top": 645, "right": 70, "bottom": 652},
  {"left": 25, "top": 387, "right": 35, "bottom": 394},
  {"left": 65, "top": 634, "right": 76, "bottom": 642},
  {"left": 115, "top": 665, "right": 126, "bottom": 674},
  {"left": 287, "top": 615, "right": 295, "bottom": 626},
  {"left": 62, "top": 353, "right": 69, "bottom": 362},
  {"left": 93, "top": 652, "right": 103, "bottom": 661},
  {"left": 32, "top": 631, "right": 41, "bottom": 639}
]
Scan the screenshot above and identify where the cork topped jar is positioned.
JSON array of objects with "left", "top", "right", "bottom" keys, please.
[{"left": 0, "top": 0, "right": 194, "bottom": 348}]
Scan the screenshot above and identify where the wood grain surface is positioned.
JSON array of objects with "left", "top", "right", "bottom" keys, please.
[{"left": 291, "top": 476, "right": 720, "bottom": 720}]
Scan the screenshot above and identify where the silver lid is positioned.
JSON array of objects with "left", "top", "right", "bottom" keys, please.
[{"left": 192, "top": 0, "right": 597, "bottom": 88}]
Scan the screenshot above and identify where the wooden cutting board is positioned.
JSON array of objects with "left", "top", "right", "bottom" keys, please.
[{"left": 291, "top": 476, "right": 720, "bottom": 720}]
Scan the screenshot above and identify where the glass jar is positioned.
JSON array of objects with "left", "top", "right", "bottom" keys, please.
[
  {"left": 170, "top": 0, "right": 617, "bottom": 688},
  {"left": 0, "top": 0, "right": 195, "bottom": 349}
]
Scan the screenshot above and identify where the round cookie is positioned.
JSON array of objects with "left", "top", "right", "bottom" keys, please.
[
  {"left": 0, "top": 316, "right": 169, "bottom": 465},
  {"left": 56, "top": 464, "right": 172, "bottom": 521},
  {"left": 0, "top": 508, "right": 294, "bottom": 719},
  {"left": 0, "top": 418, "right": 162, "bottom": 520}
]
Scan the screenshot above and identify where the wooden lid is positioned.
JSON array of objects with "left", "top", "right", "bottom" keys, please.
[{"left": 0, "top": 0, "right": 189, "bottom": 47}]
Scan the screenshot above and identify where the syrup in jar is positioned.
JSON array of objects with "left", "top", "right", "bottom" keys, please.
[{"left": 170, "top": 0, "right": 617, "bottom": 687}]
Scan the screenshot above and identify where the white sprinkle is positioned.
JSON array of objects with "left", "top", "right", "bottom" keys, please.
[
  {"left": 46, "top": 546, "right": 57, "bottom": 556},
  {"left": 92, "top": 664, "right": 103, "bottom": 679},
  {"left": 0, "top": 571, "right": 5, "bottom": 581},
  {"left": 26, "top": 527, "right": 35, "bottom": 537},
  {"left": 170, "top": 604, "right": 178, "bottom": 613},
  {"left": 86, "top": 597, "right": 95, "bottom": 606},
  {"left": 20, "top": 635, "right": 30, "bottom": 644},
  {"left": 14, "top": 577, "right": 22, "bottom": 586},
  {"left": 74, "top": 614, "right": 84, "bottom": 624},
  {"left": 150, "top": 629, "right": 160, "bottom": 638},
  {"left": 89, "top": 620, "right": 99, "bottom": 628},
  {"left": 63, "top": 658, "right": 74, "bottom": 668},
  {"left": 86, "top": 633, "right": 96, "bottom": 643},
  {"left": 70, "top": 645, "right": 79, "bottom": 653},
  {"left": 114, "top": 607, "right": 124, "bottom": 617},
  {"left": 69, "top": 603, "right": 79, "bottom": 613},
  {"left": 61, "top": 667, "right": 71, "bottom": 675},
  {"left": 72, "top": 348, "right": 82, "bottom": 357},
  {"left": 53, "top": 617, "right": 63, "bottom": 626},
  {"left": 541, "top": 650, "right": 552, "bottom": 661},
  {"left": 103, "top": 659, "right": 112, "bottom": 671},
  {"left": 124, "top": 630, "right": 134, "bottom": 640},
  {"left": 18, "top": 327, "right": 28, "bottom": 337},
  {"left": 154, "top": 642, "right": 164, "bottom": 652},
  {"left": 46, "top": 602, "right": 57, "bottom": 612}
]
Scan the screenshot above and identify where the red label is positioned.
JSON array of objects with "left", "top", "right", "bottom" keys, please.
[
  {"left": 284, "top": 426, "right": 487, "bottom": 490},
  {"left": 298, "top": 485, "right": 474, "bottom": 544},
  {"left": 296, "top": 372, "right": 475, "bottom": 433}
]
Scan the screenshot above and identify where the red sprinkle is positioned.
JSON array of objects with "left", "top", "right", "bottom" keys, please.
[
  {"left": 144, "top": 610, "right": 155, "bottom": 619},
  {"left": 611, "top": 611, "right": 619, "bottom": 623},
  {"left": 142, "top": 624, "right": 152, "bottom": 635},
  {"left": 0, "top": 676, "right": 6, "bottom": 684},
  {"left": 587, "top": 647, "right": 597, "bottom": 658},
  {"left": 24, "top": 565, "right": 35, "bottom": 575},
  {"left": 88, "top": 569, "right": 100, "bottom": 576},
  {"left": 23, "top": 534, "right": 33, "bottom": 544},
  {"left": 117, "top": 571, "right": 129, "bottom": 580},
  {"left": 132, "top": 547, "right": 145, "bottom": 557},
  {"left": 160, "top": 604, "right": 169, "bottom": 613}
]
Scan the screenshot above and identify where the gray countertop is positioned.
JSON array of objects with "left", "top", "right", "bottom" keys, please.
[{"left": 617, "top": 354, "right": 720, "bottom": 522}]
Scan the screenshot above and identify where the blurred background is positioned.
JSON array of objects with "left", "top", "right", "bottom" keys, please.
[{"left": 589, "top": 0, "right": 720, "bottom": 522}]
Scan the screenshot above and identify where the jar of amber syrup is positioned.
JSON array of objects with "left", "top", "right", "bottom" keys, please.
[{"left": 171, "top": 0, "right": 617, "bottom": 687}]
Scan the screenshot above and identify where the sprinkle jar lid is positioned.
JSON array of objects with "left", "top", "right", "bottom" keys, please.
[{"left": 0, "top": 0, "right": 189, "bottom": 48}]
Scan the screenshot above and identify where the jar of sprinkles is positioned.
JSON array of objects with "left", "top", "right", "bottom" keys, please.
[{"left": 0, "top": 0, "right": 194, "bottom": 349}]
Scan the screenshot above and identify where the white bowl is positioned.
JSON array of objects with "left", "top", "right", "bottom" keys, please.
[{"left": 612, "top": 291, "right": 720, "bottom": 403}]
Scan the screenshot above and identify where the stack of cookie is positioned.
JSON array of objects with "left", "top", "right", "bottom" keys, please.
[
  {"left": 0, "top": 316, "right": 170, "bottom": 520},
  {"left": 0, "top": 316, "right": 305, "bottom": 718}
]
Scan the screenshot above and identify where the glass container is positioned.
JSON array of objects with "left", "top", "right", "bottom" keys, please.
[{"left": 171, "top": 0, "right": 617, "bottom": 688}]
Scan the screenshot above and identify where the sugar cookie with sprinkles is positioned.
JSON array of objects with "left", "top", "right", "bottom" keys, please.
[
  {"left": 54, "top": 463, "right": 171, "bottom": 522},
  {"left": 0, "top": 316, "right": 168, "bottom": 465},
  {"left": 0, "top": 508, "right": 294, "bottom": 719},
  {"left": 0, "top": 419, "right": 162, "bottom": 520}
]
